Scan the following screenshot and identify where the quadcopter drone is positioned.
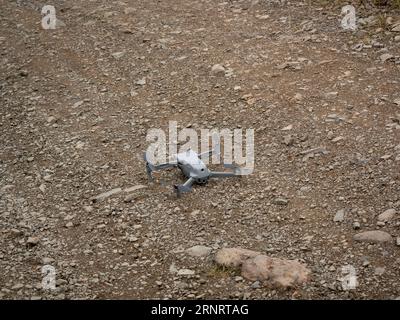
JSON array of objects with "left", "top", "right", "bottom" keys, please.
[{"left": 144, "top": 147, "right": 242, "bottom": 197}]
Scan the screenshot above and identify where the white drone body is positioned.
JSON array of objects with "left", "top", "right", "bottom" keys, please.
[{"left": 144, "top": 148, "right": 241, "bottom": 197}]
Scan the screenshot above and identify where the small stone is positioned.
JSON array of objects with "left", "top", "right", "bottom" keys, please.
[
  {"left": 380, "top": 53, "right": 394, "bottom": 62},
  {"left": 250, "top": 281, "right": 261, "bottom": 289},
  {"left": 377, "top": 209, "right": 396, "bottom": 222},
  {"left": 112, "top": 51, "right": 125, "bottom": 59},
  {"left": 124, "top": 7, "right": 136, "bottom": 14},
  {"left": 65, "top": 222, "right": 74, "bottom": 228},
  {"left": 281, "top": 124, "right": 293, "bottom": 131},
  {"left": 73, "top": 101, "right": 84, "bottom": 108},
  {"left": 353, "top": 230, "right": 392, "bottom": 243},
  {"left": 211, "top": 64, "right": 225, "bottom": 76},
  {"left": 83, "top": 206, "right": 93, "bottom": 213},
  {"left": 274, "top": 198, "right": 289, "bottom": 206},
  {"left": 12, "top": 283, "right": 24, "bottom": 290},
  {"left": 186, "top": 245, "right": 212, "bottom": 257},
  {"left": 91, "top": 188, "right": 122, "bottom": 202},
  {"left": 124, "top": 194, "right": 140, "bottom": 203},
  {"left": 42, "top": 257, "right": 54, "bottom": 264},
  {"left": 353, "top": 222, "right": 361, "bottom": 230},
  {"left": 283, "top": 135, "right": 294, "bottom": 146},
  {"left": 177, "top": 269, "right": 195, "bottom": 276},
  {"left": 55, "top": 18, "right": 66, "bottom": 28},
  {"left": 334, "top": 209, "right": 346, "bottom": 222},
  {"left": 169, "top": 263, "right": 178, "bottom": 274},
  {"left": 27, "top": 237, "right": 39, "bottom": 246},
  {"left": 39, "top": 184, "right": 46, "bottom": 193},
  {"left": 381, "top": 154, "right": 392, "bottom": 160},
  {"left": 124, "top": 185, "right": 146, "bottom": 193},
  {"left": 128, "top": 236, "right": 138, "bottom": 242},
  {"left": 10, "top": 229, "right": 22, "bottom": 236},
  {"left": 374, "top": 267, "right": 385, "bottom": 275},
  {"left": 136, "top": 78, "right": 146, "bottom": 86},
  {"left": 277, "top": 61, "right": 301, "bottom": 71},
  {"left": 294, "top": 93, "right": 303, "bottom": 101},
  {"left": 332, "top": 136, "right": 344, "bottom": 143},
  {"left": 392, "top": 24, "right": 400, "bottom": 32}
]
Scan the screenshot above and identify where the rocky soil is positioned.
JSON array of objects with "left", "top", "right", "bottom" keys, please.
[{"left": 0, "top": 0, "right": 399, "bottom": 299}]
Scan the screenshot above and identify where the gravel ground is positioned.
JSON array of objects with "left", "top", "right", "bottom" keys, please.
[{"left": 0, "top": 0, "right": 399, "bottom": 299}]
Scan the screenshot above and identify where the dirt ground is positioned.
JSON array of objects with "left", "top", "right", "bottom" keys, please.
[{"left": 0, "top": 0, "right": 399, "bottom": 299}]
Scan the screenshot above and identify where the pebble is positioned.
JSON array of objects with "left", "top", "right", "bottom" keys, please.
[
  {"left": 353, "top": 221, "right": 361, "bottom": 230},
  {"left": 377, "top": 209, "right": 396, "bottom": 222},
  {"left": 112, "top": 51, "right": 125, "bottom": 59},
  {"left": 177, "top": 269, "right": 195, "bottom": 276},
  {"left": 281, "top": 124, "right": 293, "bottom": 131},
  {"left": 65, "top": 222, "right": 74, "bottom": 228},
  {"left": 186, "top": 245, "right": 212, "bottom": 257},
  {"left": 283, "top": 135, "right": 294, "bottom": 146},
  {"left": 136, "top": 78, "right": 146, "bottom": 86},
  {"left": 91, "top": 188, "right": 122, "bottom": 202},
  {"left": 124, "top": 185, "right": 147, "bottom": 193},
  {"left": 374, "top": 267, "right": 385, "bottom": 276},
  {"left": 274, "top": 198, "right": 289, "bottom": 206},
  {"left": 211, "top": 64, "right": 226, "bottom": 76},
  {"left": 334, "top": 209, "right": 346, "bottom": 222},
  {"left": 380, "top": 53, "right": 394, "bottom": 62},
  {"left": 353, "top": 230, "right": 392, "bottom": 243},
  {"left": 26, "top": 237, "right": 39, "bottom": 246},
  {"left": 42, "top": 257, "right": 54, "bottom": 264}
]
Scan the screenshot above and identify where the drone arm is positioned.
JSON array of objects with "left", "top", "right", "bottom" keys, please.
[
  {"left": 144, "top": 152, "right": 178, "bottom": 179},
  {"left": 209, "top": 163, "right": 243, "bottom": 178},
  {"left": 152, "top": 162, "right": 177, "bottom": 170},
  {"left": 209, "top": 171, "right": 237, "bottom": 178},
  {"left": 174, "top": 177, "right": 194, "bottom": 197}
]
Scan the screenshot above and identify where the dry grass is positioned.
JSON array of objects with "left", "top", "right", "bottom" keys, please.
[
  {"left": 310, "top": 0, "right": 400, "bottom": 9},
  {"left": 206, "top": 265, "right": 238, "bottom": 279}
]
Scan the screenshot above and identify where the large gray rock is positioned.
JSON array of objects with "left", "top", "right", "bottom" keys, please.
[
  {"left": 353, "top": 230, "right": 392, "bottom": 243},
  {"left": 214, "top": 247, "right": 260, "bottom": 268},
  {"left": 214, "top": 247, "right": 311, "bottom": 288},
  {"left": 241, "top": 255, "right": 310, "bottom": 288},
  {"left": 186, "top": 245, "right": 212, "bottom": 257},
  {"left": 377, "top": 209, "right": 396, "bottom": 222}
]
